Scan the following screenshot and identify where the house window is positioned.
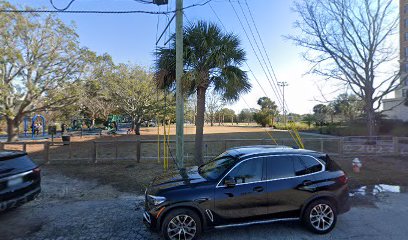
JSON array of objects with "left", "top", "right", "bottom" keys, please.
[
  {"left": 405, "top": 47, "right": 408, "bottom": 57},
  {"left": 405, "top": 63, "right": 408, "bottom": 72},
  {"left": 405, "top": 5, "right": 408, "bottom": 13},
  {"left": 405, "top": 19, "right": 408, "bottom": 28},
  {"left": 405, "top": 32, "right": 408, "bottom": 41}
]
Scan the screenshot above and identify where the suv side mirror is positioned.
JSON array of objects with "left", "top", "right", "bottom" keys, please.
[{"left": 224, "top": 176, "right": 236, "bottom": 188}]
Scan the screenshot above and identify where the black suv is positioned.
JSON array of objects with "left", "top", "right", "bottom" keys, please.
[
  {"left": 143, "top": 146, "right": 350, "bottom": 240},
  {"left": 0, "top": 151, "right": 41, "bottom": 212}
]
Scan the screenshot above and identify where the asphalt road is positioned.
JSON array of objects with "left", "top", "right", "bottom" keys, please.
[{"left": 0, "top": 170, "right": 407, "bottom": 240}]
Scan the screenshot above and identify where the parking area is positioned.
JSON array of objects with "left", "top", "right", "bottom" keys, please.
[{"left": 1, "top": 168, "right": 407, "bottom": 240}]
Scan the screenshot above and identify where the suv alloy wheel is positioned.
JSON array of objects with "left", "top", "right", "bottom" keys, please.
[
  {"left": 303, "top": 199, "right": 337, "bottom": 234},
  {"left": 161, "top": 208, "right": 202, "bottom": 240}
]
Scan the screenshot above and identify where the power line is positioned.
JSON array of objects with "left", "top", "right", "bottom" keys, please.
[
  {"left": 242, "top": 0, "right": 289, "bottom": 111},
  {"left": 183, "top": 12, "right": 192, "bottom": 26},
  {"left": 50, "top": 0, "right": 77, "bottom": 11},
  {"left": 49, "top": 0, "right": 154, "bottom": 11},
  {"left": 241, "top": 97, "right": 251, "bottom": 109},
  {"left": 228, "top": 0, "right": 284, "bottom": 108},
  {"left": 1, "top": 0, "right": 214, "bottom": 14},
  {"left": 236, "top": 0, "right": 285, "bottom": 111},
  {"left": 209, "top": 3, "right": 226, "bottom": 30},
  {"left": 208, "top": 1, "right": 271, "bottom": 107}
]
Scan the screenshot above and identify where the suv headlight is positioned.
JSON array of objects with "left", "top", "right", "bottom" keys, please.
[{"left": 148, "top": 195, "right": 166, "bottom": 206}]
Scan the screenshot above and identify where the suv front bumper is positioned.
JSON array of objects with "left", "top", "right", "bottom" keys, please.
[{"left": 143, "top": 210, "right": 160, "bottom": 231}]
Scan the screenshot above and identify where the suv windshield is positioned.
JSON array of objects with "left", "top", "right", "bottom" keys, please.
[{"left": 198, "top": 153, "right": 236, "bottom": 180}]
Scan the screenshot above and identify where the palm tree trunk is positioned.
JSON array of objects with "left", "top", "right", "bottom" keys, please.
[{"left": 195, "top": 86, "right": 207, "bottom": 165}]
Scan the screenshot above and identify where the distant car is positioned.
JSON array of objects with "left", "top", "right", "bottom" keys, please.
[
  {"left": 0, "top": 151, "right": 41, "bottom": 212},
  {"left": 143, "top": 146, "right": 350, "bottom": 240}
]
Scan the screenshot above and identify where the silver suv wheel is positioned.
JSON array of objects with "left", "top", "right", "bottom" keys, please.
[
  {"left": 309, "top": 203, "right": 334, "bottom": 231},
  {"left": 167, "top": 214, "right": 197, "bottom": 240}
]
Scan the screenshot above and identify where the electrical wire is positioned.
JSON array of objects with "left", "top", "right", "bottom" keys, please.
[
  {"left": 50, "top": 0, "right": 77, "bottom": 11},
  {"left": 237, "top": 0, "right": 284, "bottom": 109},
  {"left": 208, "top": 1, "right": 270, "bottom": 110},
  {"left": 50, "top": 0, "right": 155, "bottom": 11},
  {"left": 1, "top": 0, "right": 214, "bottom": 15},
  {"left": 242, "top": 0, "right": 289, "bottom": 112},
  {"left": 209, "top": 3, "right": 226, "bottom": 30},
  {"left": 228, "top": 0, "right": 284, "bottom": 108}
]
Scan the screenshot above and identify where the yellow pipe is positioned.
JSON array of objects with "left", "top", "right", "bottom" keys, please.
[
  {"left": 163, "top": 120, "right": 167, "bottom": 170},
  {"left": 290, "top": 122, "right": 304, "bottom": 149},
  {"left": 294, "top": 129, "right": 304, "bottom": 149},
  {"left": 157, "top": 117, "right": 160, "bottom": 163},
  {"left": 167, "top": 120, "right": 171, "bottom": 169},
  {"left": 264, "top": 130, "right": 278, "bottom": 145},
  {"left": 287, "top": 125, "right": 301, "bottom": 148}
]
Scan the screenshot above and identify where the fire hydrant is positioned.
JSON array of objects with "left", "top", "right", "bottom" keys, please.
[{"left": 352, "top": 158, "right": 362, "bottom": 173}]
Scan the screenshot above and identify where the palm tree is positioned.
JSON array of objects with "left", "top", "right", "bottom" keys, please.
[{"left": 155, "top": 21, "right": 251, "bottom": 164}]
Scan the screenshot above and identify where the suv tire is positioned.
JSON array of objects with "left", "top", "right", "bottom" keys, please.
[
  {"left": 161, "top": 208, "right": 202, "bottom": 240},
  {"left": 303, "top": 199, "right": 337, "bottom": 234}
]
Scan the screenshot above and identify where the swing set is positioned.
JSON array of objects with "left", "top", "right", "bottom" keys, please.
[{"left": 24, "top": 114, "right": 46, "bottom": 139}]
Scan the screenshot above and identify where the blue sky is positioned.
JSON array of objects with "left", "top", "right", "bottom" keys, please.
[{"left": 8, "top": 0, "right": 341, "bottom": 114}]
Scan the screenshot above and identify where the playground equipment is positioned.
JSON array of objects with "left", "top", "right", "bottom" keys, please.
[
  {"left": 24, "top": 115, "right": 46, "bottom": 139},
  {"left": 71, "top": 118, "right": 92, "bottom": 131}
]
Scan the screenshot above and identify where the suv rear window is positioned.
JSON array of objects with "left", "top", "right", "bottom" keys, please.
[{"left": 295, "top": 156, "right": 323, "bottom": 175}]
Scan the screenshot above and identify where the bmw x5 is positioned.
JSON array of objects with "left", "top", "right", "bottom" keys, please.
[{"left": 143, "top": 146, "right": 350, "bottom": 240}]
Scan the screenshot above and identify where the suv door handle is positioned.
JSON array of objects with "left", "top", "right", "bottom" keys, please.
[
  {"left": 302, "top": 180, "right": 313, "bottom": 186},
  {"left": 253, "top": 186, "right": 264, "bottom": 192}
]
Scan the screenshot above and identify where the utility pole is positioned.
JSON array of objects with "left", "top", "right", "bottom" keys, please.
[
  {"left": 278, "top": 81, "right": 288, "bottom": 127},
  {"left": 175, "top": 0, "right": 184, "bottom": 168},
  {"left": 154, "top": 0, "right": 183, "bottom": 168}
]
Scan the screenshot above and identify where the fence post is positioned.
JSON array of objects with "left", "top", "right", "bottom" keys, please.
[
  {"left": 92, "top": 142, "right": 97, "bottom": 163},
  {"left": 393, "top": 137, "right": 399, "bottom": 156},
  {"left": 44, "top": 142, "right": 50, "bottom": 164},
  {"left": 136, "top": 140, "right": 141, "bottom": 163}
]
